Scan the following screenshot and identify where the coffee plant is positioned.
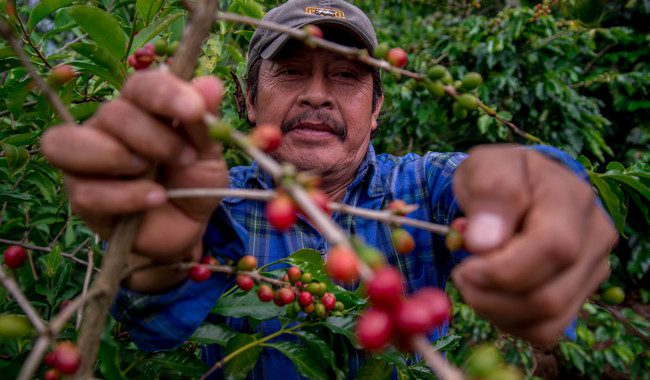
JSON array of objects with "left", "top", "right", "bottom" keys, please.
[{"left": 1, "top": 0, "right": 648, "bottom": 379}]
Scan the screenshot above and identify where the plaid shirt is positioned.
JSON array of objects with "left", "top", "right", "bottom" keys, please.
[{"left": 112, "top": 144, "right": 586, "bottom": 379}]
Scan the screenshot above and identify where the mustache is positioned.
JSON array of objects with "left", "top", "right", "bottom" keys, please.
[{"left": 281, "top": 111, "right": 347, "bottom": 141}]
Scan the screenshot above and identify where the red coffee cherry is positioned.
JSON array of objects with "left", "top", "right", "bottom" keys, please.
[
  {"left": 366, "top": 266, "right": 404, "bottom": 310},
  {"left": 386, "top": 199, "right": 409, "bottom": 215},
  {"left": 236, "top": 274, "right": 254, "bottom": 291},
  {"left": 393, "top": 298, "right": 435, "bottom": 337},
  {"left": 356, "top": 308, "right": 393, "bottom": 351},
  {"left": 298, "top": 291, "right": 313, "bottom": 307},
  {"left": 201, "top": 256, "right": 219, "bottom": 266},
  {"left": 278, "top": 287, "right": 295, "bottom": 305},
  {"left": 411, "top": 288, "right": 451, "bottom": 327},
  {"left": 387, "top": 47, "right": 408, "bottom": 68},
  {"left": 237, "top": 255, "right": 257, "bottom": 271},
  {"left": 49, "top": 65, "right": 75, "bottom": 85},
  {"left": 53, "top": 341, "right": 81, "bottom": 375},
  {"left": 391, "top": 228, "right": 415, "bottom": 255},
  {"left": 303, "top": 24, "right": 324, "bottom": 39},
  {"left": 302, "top": 303, "right": 315, "bottom": 314},
  {"left": 450, "top": 217, "right": 467, "bottom": 233},
  {"left": 249, "top": 123, "right": 282, "bottom": 152},
  {"left": 44, "top": 369, "right": 60, "bottom": 380},
  {"left": 326, "top": 246, "right": 360, "bottom": 282},
  {"left": 45, "top": 351, "right": 57, "bottom": 367},
  {"left": 188, "top": 264, "right": 212, "bottom": 282},
  {"left": 308, "top": 189, "right": 330, "bottom": 215},
  {"left": 257, "top": 285, "right": 274, "bottom": 302},
  {"left": 287, "top": 266, "right": 302, "bottom": 284},
  {"left": 321, "top": 292, "right": 336, "bottom": 311},
  {"left": 266, "top": 194, "right": 297, "bottom": 231},
  {"left": 3, "top": 245, "right": 27, "bottom": 269}
]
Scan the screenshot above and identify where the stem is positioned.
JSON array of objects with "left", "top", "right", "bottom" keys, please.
[
  {"left": 0, "top": 238, "right": 98, "bottom": 271},
  {"left": 411, "top": 335, "right": 464, "bottom": 380},
  {"left": 78, "top": 249, "right": 94, "bottom": 329},
  {"left": 592, "top": 300, "right": 650, "bottom": 346},
  {"left": 0, "top": 266, "right": 47, "bottom": 334},
  {"left": 199, "top": 322, "right": 309, "bottom": 380}
]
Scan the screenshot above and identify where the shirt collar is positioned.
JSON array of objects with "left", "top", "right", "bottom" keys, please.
[{"left": 243, "top": 144, "right": 386, "bottom": 197}]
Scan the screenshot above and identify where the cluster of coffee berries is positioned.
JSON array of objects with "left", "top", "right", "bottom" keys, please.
[
  {"left": 374, "top": 42, "right": 408, "bottom": 69},
  {"left": 532, "top": 0, "right": 553, "bottom": 21},
  {"left": 3, "top": 245, "right": 27, "bottom": 269},
  {"left": 44, "top": 341, "right": 82, "bottom": 379},
  {"left": 127, "top": 38, "right": 178, "bottom": 71},
  {"left": 355, "top": 266, "right": 452, "bottom": 351},
  {"left": 465, "top": 344, "right": 524, "bottom": 380},
  {"left": 265, "top": 187, "right": 330, "bottom": 231},
  {"left": 48, "top": 64, "right": 76, "bottom": 86}
]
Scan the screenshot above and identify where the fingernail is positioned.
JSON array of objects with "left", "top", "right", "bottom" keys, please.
[
  {"left": 466, "top": 213, "right": 506, "bottom": 250},
  {"left": 178, "top": 145, "right": 197, "bottom": 165},
  {"left": 172, "top": 93, "right": 202, "bottom": 119},
  {"left": 146, "top": 190, "right": 167, "bottom": 206}
]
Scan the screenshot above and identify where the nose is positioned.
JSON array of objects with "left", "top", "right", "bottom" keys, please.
[{"left": 297, "top": 73, "right": 333, "bottom": 109}]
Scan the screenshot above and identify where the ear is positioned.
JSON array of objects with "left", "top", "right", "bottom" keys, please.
[
  {"left": 246, "top": 91, "right": 256, "bottom": 124},
  {"left": 370, "top": 95, "right": 384, "bottom": 131}
]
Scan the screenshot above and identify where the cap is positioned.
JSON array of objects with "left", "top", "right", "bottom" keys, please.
[{"left": 247, "top": 0, "right": 377, "bottom": 67}]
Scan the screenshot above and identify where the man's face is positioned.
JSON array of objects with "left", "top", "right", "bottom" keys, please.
[{"left": 247, "top": 44, "right": 383, "bottom": 176}]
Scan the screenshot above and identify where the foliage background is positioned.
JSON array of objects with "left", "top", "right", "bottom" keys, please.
[{"left": 0, "top": 0, "right": 648, "bottom": 378}]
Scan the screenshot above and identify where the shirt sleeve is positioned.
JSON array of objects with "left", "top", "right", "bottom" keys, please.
[{"left": 111, "top": 205, "right": 248, "bottom": 351}]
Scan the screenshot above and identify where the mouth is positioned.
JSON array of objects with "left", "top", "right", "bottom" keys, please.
[
  {"left": 281, "top": 112, "right": 347, "bottom": 141},
  {"left": 289, "top": 122, "right": 338, "bottom": 134}
]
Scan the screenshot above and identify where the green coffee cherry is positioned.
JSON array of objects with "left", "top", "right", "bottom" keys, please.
[
  {"left": 466, "top": 344, "right": 503, "bottom": 377},
  {"left": 453, "top": 80, "right": 463, "bottom": 89},
  {"left": 461, "top": 72, "right": 483, "bottom": 90},
  {"left": 300, "top": 272, "right": 313, "bottom": 283},
  {"left": 441, "top": 71, "right": 454, "bottom": 85},
  {"left": 427, "top": 65, "right": 447, "bottom": 80},
  {"left": 306, "top": 282, "right": 321, "bottom": 295},
  {"left": 208, "top": 119, "right": 232, "bottom": 142},
  {"left": 457, "top": 94, "right": 479, "bottom": 110},
  {"left": 602, "top": 286, "right": 625, "bottom": 305},
  {"left": 374, "top": 42, "right": 389, "bottom": 59},
  {"left": 427, "top": 81, "right": 446, "bottom": 99},
  {"left": 356, "top": 245, "right": 386, "bottom": 270},
  {"left": 167, "top": 41, "right": 180, "bottom": 56},
  {"left": 0, "top": 314, "right": 33, "bottom": 338},
  {"left": 452, "top": 102, "right": 468, "bottom": 118},
  {"left": 153, "top": 39, "right": 168, "bottom": 56},
  {"left": 314, "top": 303, "right": 327, "bottom": 318}
]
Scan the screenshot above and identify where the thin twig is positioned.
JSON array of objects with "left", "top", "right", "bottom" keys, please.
[
  {"left": 0, "top": 19, "right": 74, "bottom": 124},
  {"left": 77, "top": 249, "right": 94, "bottom": 329},
  {"left": 411, "top": 335, "right": 464, "bottom": 380},
  {"left": 592, "top": 300, "right": 650, "bottom": 346},
  {"left": 0, "top": 238, "right": 99, "bottom": 271},
  {"left": 17, "top": 338, "right": 51, "bottom": 380},
  {"left": 0, "top": 266, "right": 47, "bottom": 334}
]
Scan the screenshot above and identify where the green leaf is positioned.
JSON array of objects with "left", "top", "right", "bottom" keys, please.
[
  {"left": 40, "top": 245, "right": 63, "bottom": 278},
  {"left": 224, "top": 333, "right": 263, "bottom": 380},
  {"left": 130, "top": 12, "right": 183, "bottom": 54},
  {"left": 0, "top": 191, "right": 34, "bottom": 202},
  {"left": 1, "top": 143, "right": 30, "bottom": 174},
  {"left": 265, "top": 341, "right": 330, "bottom": 380},
  {"left": 69, "top": 102, "right": 102, "bottom": 122},
  {"left": 213, "top": 290, "right": 285, "bottom": 320},
  {"left": 137, "top": 351, "right": 207, "bottom": 377},
  {"left": 27, "top": 0, "right": 75, "bottom": 30},
  {"left": 136, "top": 0, "right": 164, "bottom": 26},
  {"left": 70, "top": 61, "right": 124, "bottom": 89},
  {"left": 70, "top": 42, "right": 125, "bottom": 78},
  {"left": 355, "top": 356, "right": 392, "bottom": 380},
  {"left": 98, "top": 329, "right": 126, "bottom": 380},
  {"left": 319, "top": 315, "right": 357, "bottom": 345},
  {"left": 590, "top": 174, "right": 625, "bottom": 232},
  {"left": 191, "top": 323, "right": 238, "bottom": 346},
  {"left": 601, "top": 174, "right": 650, "bottom": 201},
  {"left": 477, "top": 114, "right": 494, "bottom": 134},
  {"left": 68, "top": 5, "right": 128, "bottom": 59},
  {"left": 432, "top": 334, "right": 461, "bottom": 352},
  {"left": 2, "top": 132, "right": 37, "bottom": 146}
]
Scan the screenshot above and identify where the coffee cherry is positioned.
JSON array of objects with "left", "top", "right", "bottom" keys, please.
[
  {"left": 305, "top": 282, "right": 321, "bottom": 295},
  {"left": 466, "top": 344, "right": 503, "bottom": 378},
  {"left": 450, "top": 217, "right": 467, "bottom": 233},
  {"left": 321, "top": 292, "right": 336, "bottom": 311},
  {"left": 201, "top": 256, "right": 219, "bottom": 266},
  {"left": 441, "top": 71, "right": 454, "bottom": 85},
  {"left": 303, "top": 24, "right": 324, "bottom": 39},
  {"left": 393, "top": 298, "right": 434, "bottom": 336},
  {"left": 44, "top": 369, "right": 60, "bottom": 380},
  {"left": 374, "top": 42, "right": 389, "bottom": 59},
  {"left": 236, "top": 274, "right": 254, "bottom": 291},
  {"left": 445, "top": 230, "right": 464, "bottom": 252},
  {"left": 317, "top": 282, "right": 327, "bottom": 297},
  {"left": 314, "top": 303, "right": 327, "bottom": 318},
  {"left": 302, "top": 303, "right": 315, "bottom": 314},
  {"left": 326, "top": 246, "right": 360, "bottom": 282},
  {"left": 461, "top": 72, "right": 483, "bottom": 90},
  {"left": 411, "top": 288, "right": 451, "bottom": 327},
  {"left": 49, "top": 65, "right": 75, "bottom": 85},
  {"left": 0, "top": 314, "right": 33, "bottom": 338},
  {"left": 457, "top": 93, "right": 479, "bottom": 110},
  {"left": 208, "top": 119, "right": 232, "bottom": 142},
  {"left": 286, "top": 301, "right": 301, "bottom": 318},
  {"left": 356, "top": 308, "right": 393, "bottom": 351},
  {"left": 266, "top": 194, "right": 297, "bottom": 231},
  {"left": 188, "top": 264, "right": 212, "bottom": 282},
  {"left": 273, "top": 290, "right": 285, "bottom": 306},
  {"left": 300, "top": 272, "right": 313, "bottom": 283},
  {"left": 427, "top": 81, "right": 445, "bottom": 99},
  {"left": 308, "top": 189, "right": 331, "bottom": 215},
  {"left": 153, "top": 39, "right": 168, "bottom": 55},
  {"left": 257, "top": 285, "right": 274, "bottom": 302},
  {"left": 3, "top": 245, "right": 26, "bottom": 269},
  {"left": 335, "top": 301, "right": 345, "bottom": 311},
  {"left": 278, "top": 287, "right": 295, "bottom": 305},
  {"left": 281, "top": 274, "right": 289, "bottom": 282},
  {"left": 391, "top": 228, "right": 415, "bottom": 255},
  {"left": 294, "top": 281, "right": 302, "bottom": 288},
  {"left": 453, "top": 80, "right": 463, "bottom": 89},
  {"left": 356, "top": 245, "right": 386, "bottom": 271},
  {"left": 387, "top": 47, "right": 408, "bottom": 68},
  {"left": 45, "top": 351, "right": 57, "bottom": 367},
  {"left": 287, "top": 266, "right": 302, "bottom": 284},
  {"left": 427, "top": 65, "right": 447, "bottom": 80},
  {"left": 602, "top": 286, "right": 625, "bottom": 305},
  {"left": 366, "top": 266, "right": 404, "bottom": 309},
  {"left": 452, "top": 102, "right": 468, "bottom": 119},
  {"left": 167, "top": 41, "right": 179, "bottom": 56},
  {"left": 249, "top": 123, "right": 282, "bottom": 152},
  {"left": 237, "top": 255, "right": 257, "bottom": 271},
  {"left": 298, "top": 291, "right": 313, "bottom": 307},
  {"left": 53, "top": 341, "right": 81, "bottom": 375}
]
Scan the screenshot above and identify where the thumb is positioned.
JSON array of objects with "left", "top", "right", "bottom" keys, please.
[{"left": 452, "top": 146, "right": 532, "bottom": 253}]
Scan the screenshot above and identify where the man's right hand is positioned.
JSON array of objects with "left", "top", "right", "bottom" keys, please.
[{"left": 41, "top": 71, "right": 228, "bottom": 291}]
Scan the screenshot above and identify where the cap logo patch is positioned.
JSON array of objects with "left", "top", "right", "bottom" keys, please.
[{"left": 305, "top": 6, "right": 345, "bottom": 18}]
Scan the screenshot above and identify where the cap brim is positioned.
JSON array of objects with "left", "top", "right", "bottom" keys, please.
[{"left": 260, "top": 19, "right": 374, "bottom": 60}]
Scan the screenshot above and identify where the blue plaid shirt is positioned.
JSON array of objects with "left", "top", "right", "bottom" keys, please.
[{"left": 112, "top": 144, "right": 586, "bottom": 378}]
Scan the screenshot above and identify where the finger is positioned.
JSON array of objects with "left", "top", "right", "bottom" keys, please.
[
  {"left": 181, "top": 77, "right": 225, "bottom": 156},
  {"left": 192, "top": 76, "right": 223, "bottom": 113},
  {"left": 90, "top": 98, "right": 198, "bottom": 165},
  {"left": 453, "top": 145, "right": 531, "bottom": 252},
  {"left": 41, "top": 125, "right": 149, "bottom": 176},
  {"left": 121, "top": 70, "right": 207, "bottom": 125}
]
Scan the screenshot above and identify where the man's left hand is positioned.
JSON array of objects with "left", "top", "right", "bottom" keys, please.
[{"left": 451, "top": 145, "right": 618, "bottom": 346}]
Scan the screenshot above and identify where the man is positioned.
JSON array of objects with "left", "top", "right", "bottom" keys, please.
[{"left": 41, "top": 0, "right": 617, "bottom": 377}]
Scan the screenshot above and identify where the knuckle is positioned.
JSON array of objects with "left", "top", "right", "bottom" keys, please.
[
  {"left": 546, "top": 227, "right": 581, "bottom": 265},
  {"left": 531, "top": 289, "right": 565, "bottom": 318},
  {"left": 95, "top": 99, "right": 130, "bottom": 128}
]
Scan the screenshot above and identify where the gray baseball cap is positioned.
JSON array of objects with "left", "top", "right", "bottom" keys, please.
[{"left": 247, "top": 0, "right": 377, "bottom": 67}]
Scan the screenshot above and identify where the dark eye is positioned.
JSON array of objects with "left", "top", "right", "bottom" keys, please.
[
  {"left": 333, "top": 71, "right": 357, "bottom": 79},
  {"left": 281, "top": 68, "right": 301, "bottom": 76}
]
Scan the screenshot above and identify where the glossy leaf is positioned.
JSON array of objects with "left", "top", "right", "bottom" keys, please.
[
  {"left": 68, "top": 5, "right": 128, "bottom": 59},
  {"left": 224, "top": 333, "right": 262, "bottom": 380}
]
